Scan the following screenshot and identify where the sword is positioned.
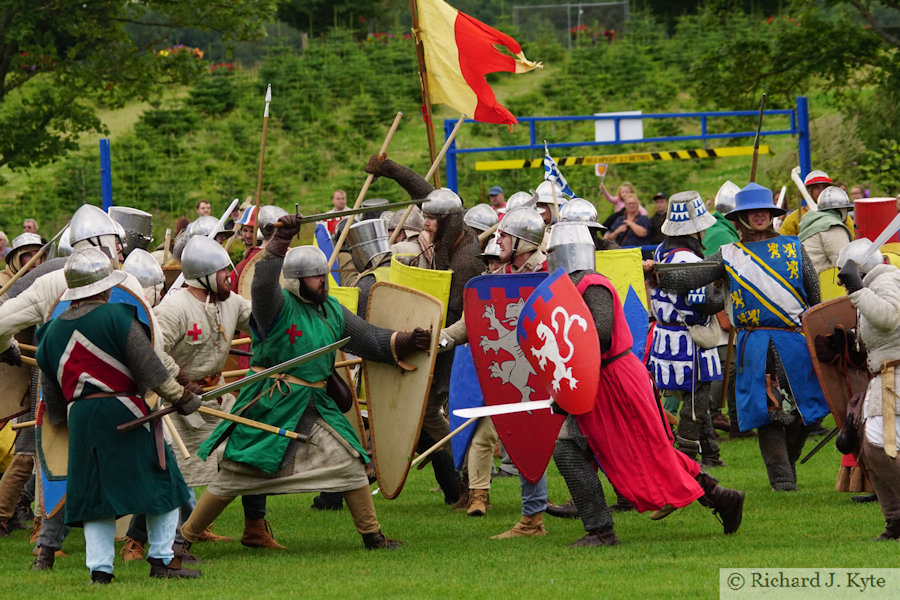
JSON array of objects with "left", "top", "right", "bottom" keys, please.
[
  {"left": 451, "top": 399, "right": 554, "bottom": 419},
  {"left": 272, "top": 200, "right": 421, "bottom": 229},
  {"left": 117, "top": 338, "right": 349, "bottom": 436},
  {"left": 652, "top": 261, "right": 721, "bottom": 272},
  {"left": 799, "top": 426, "right": 839, "bottom": 465}
]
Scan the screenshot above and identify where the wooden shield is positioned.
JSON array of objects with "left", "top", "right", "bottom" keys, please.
[
  {"left": 237, "top": 250, "right": 285, "bottom": 301},
  {"left": 162, "top": 264, "right": 181, "bottom": 294},
  {"left": 801, "top": 296, "right": 869, "bottom": 428},
  {"left": 36, "top": 452, "right": 66, "bottom": 519},
  {"left": 363, "top": 282, "right": 442, "bottom": 499}
]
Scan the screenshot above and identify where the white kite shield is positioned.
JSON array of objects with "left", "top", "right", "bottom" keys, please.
[{"left": 363, "top": 281, "right": 442, "bottom": 499}]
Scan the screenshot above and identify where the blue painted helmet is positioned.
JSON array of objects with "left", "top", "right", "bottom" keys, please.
[{"left": 725, "top": 182, "right": 785, "bottom": 221}]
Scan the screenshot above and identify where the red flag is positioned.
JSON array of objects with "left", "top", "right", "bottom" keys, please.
[{"left": 416, "top": 0, "right": 541, "bottom": 125}]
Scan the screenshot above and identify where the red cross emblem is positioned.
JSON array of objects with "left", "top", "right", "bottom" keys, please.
[
  {"left": 286, "top": 324, "right": 303, "bottom": 344},
  {"left": 187, "top": 323, "right": 202, "bottom": 341}
]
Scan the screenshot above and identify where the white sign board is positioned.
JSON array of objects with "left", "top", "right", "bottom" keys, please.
[{"left": 594, "top": 111, "right": 643, "bottom": 143}]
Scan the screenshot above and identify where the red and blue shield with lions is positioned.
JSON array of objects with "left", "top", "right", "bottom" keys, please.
[
  {"left": 464, "top": 273, "right": 565, "bottom": 484},
  {"left": 517, "top": 269, "right": 600, "bottom": 415}
]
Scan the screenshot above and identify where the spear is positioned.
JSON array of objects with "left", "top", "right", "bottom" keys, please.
[
  {"left": 388, "top": 114, "right": 466, "bottom": 245},
  {"left": 251, "top": 84, "right": 272, "bottom": 247},
  {"left": 328, "top": 112, "right": 404, "bottom": 269}
]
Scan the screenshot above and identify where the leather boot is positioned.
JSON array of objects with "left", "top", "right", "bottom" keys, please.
[
  {"left": 240, "top": 518, "right": 286, "bottom": 549},
  {"left": 31, "top": 545, "right": 57, "bottom": 571},
  {"left": 697, "top": 472, "right": 745, "bottom": 535},
  {"left": 147, "top": 556, "right": 202, "bottom": 579},
  {"left": 650, "top": 504, "right": 677, "bottom": 521},
  {"left": 875, "top": 519, "right": 900, "bottom": 541},
  {"left": 609, "top": 494, "right": 635, "bottom": 513},
  {"left": 362, "top": 530, "right": 402, "bottom": 550},
  {"left": 569, "top": 527, "right": 620, "bottom": 547},
  {"left": 172, "top": 541, "right": 201, "bottom": 564},
  {"left": 90, "top": 570, "right": 114, "bottom": 585},
  {"left": 451, "top": 488, "right": 471, "bottom": 511},
  {"left": 121, "top": 537, "right": 145, "bottom": 561},
  {"left": 467, "top": 489, "right": 490, "bottom": 517},
  {"left": 545, "top": 498, "right": 579, "bottom": 519},
  {"left": 490, "top": 513, "right": 546, "bottom": 539},
  {"left": 0, "top": 518, "right": 13, "bottom": 537}
]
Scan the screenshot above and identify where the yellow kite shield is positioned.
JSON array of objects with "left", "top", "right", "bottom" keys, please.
[
  {"left": 363, "top": 281, "right": 442, "bottom": 499},
  {"left": 330, "top": 286, "right": 360, "bottom": 314},
  {"left": 595, "top": 248, "right": 650, "bottom": 360},
  {"left": 390, "top": 255, "right": 452, "bottom": 325}
]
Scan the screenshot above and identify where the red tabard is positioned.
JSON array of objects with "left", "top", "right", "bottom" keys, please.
[{"left": 574, "top": 272, "right": 703, "bottom": 512}]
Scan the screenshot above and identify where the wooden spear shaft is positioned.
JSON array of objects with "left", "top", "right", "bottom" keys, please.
[
  {"left": 328, "top": 112, "right": 404, "bottom": 269},
  {"left": 410, "top": 417, "right": 478, "bottom": 469},
  {"left": 389, "top": 114, "right": 467, "bottom": 245},
  {"left": 251, "top": 84, "right": 272, "bottom": 247},
  {"left": 409, "top": 0, "right": 440, "bottom": 188}
]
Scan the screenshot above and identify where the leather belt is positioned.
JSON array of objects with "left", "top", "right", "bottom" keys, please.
[
  {"left": 604, "top": 348, "right": 632, "bottom": 365},
  {"left": 248, "top": 366, "right": 326, "bottom": 389}
]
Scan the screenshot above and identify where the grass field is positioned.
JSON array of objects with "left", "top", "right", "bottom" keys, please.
[{"left": 0, "top": 414, "right": 892, "bottom": 599}]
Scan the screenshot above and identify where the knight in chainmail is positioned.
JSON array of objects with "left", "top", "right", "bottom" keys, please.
[
  {"left": 657, "top": 182, "right": 829, "bottom": 492},
  {"left": 365, "top": 155, "right": 484, "bottom": 505},
  {"left": 648, "top": 191, "right": 725, "bottom": 466},
  {"left": 547, "top": 223, "right": 745, "bottom": 546},
  {"left": 36, "top": 248, "right": 202, "bottom": 583},
  {"left": 180, "top": 215, "right": 432, "bottom": 552}
]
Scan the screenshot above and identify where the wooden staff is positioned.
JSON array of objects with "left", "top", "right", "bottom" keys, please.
[
  {"left": 388, "top": 114, "right": 467, "bottom": 245},
  {"left": 0, "top": 225, "right": 67, "bottom": 297},
  {"left": 409, "top": 0, "right": 440, "bottom": 188},
  {"left": 328, "top": 112, "right": 404, "bottom": 269},
  {"left": 409, "top": 417, "right": 477, "bottom": 469},
  {"left": 11, "top": 420, "right": 35, "bottom": 430},
  {"left": 478, "top": 222, "right": 500, "bottom": 243},
  {"left": 545, "top": 141, "right": 561, "bottom": 223},
  {"left": 251, "top": 84, "right": 272, "bottom": 247},
  {"left": 749, "top": 93, "right": 766, "bottom": 184},
  {"left": 218, "top": 358, "right": 362, "bottom": 383}
]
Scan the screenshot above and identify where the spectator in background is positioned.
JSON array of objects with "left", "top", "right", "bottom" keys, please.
[
  {"left": 488, "top": 186, "right": 506, "bottom": 212},
  {"left": 23, "top": 218, "right": 38, "bottom": 234},
  {"left": 600, "top": 181, "right": 648, "bottom": 215},
  {"left": 648, "top": 192, "right": 668, "bottom": 245},
  {"left": 604, "top": 194, "right": 650, "bottom": 247},
  {"left": 0, "top": 232, "right": 8, "bottom": 258},
  {"left": 196, "top": 200, "right": 211, "bottom": 217},
  {"left": 850, "top": 185, "right": 865, "bottom": 201},
  {"left": 323, "top": 189, "right": 347, "bottom": 234}
]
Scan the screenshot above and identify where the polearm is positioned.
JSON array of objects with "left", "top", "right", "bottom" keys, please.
[
  {"left": 117, "top": 338, "right": 349, "bottom": 438},
  {"left": 327, "top": 112, "right": 404, "bottom": 269},
  {"left": 251, "top": 84, "right": 272, "bottom": 247},
  {"left": 409, "top": 417, "right": 478, "bottom": 469},
  {"left": 748, "top": 93, "right": 766, "bottom": 183},
  {"left": 273, "top": 200, "right": 420, "bottom": 231},
  {"left": 0, "top": 225, "right": 67, "bottom": 297},
  {"left": 720, "top": 93, "right": 767, "bottom": 410},
  {"left": 388, "top": 114, "right": 467, "bottom": 245}
]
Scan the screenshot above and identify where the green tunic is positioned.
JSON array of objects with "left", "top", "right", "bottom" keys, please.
[
  {"left": 35, "top": 303, "right": 190, "bottom": 526},
  {"left": 199, "top": 290, "right": 366, "bottom": 475}
]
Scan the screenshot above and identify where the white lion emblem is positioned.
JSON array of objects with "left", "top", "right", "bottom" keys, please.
[
  {"left": 531, "top": 307, "right": 587, "bottom": 392},
  {"left": 479, "top": 298, "right": 535, "bottom": 403}
]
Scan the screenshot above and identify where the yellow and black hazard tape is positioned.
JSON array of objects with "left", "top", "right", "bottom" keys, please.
[{"left": 474, "top": 145, "right": 769, "bottom": 171}]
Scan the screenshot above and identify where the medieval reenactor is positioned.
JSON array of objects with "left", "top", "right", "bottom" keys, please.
[
  {"left": 546, "top": 222, "right": 744, "bottom": 546},
  {"left": 35, "top": 248, "right": 203, "bottom": 583},
  {"left": 657, "top": 182, "right": 830, "bottom": 491},
  {"left": 179, "top": 215, "right": 431, "bottom": 552},
  {"left": 836, "top": 239, "right": 900, "bottom": 540},
  {"left": 648, "top": 191, "right": 724, "bottom": 466},
  {"left": 798, "top": 186, "right": 854, "bottom": 274}
]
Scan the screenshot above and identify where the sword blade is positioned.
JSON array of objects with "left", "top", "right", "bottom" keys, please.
[
  {"left": 452, "top": 399, "right": 554, "bottom": 419},
  {"left": 652, "top": 261, "right": 721, "bottom": 272},
  {"left": 201, "top": 337, "right": 349, "bottom": 402}
]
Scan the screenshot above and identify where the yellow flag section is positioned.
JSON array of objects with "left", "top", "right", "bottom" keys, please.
[
  {"left": 595, "top": 248, "right": 650, "bottom": 312},
  {"left": 818, "top": 268, "right": 846, "bottom": 301},
  {"left": 390, "top": 256, "right": 453, "bottom": 325},
  {"left": 329, "top": 286, "right": 360, "bottom": 314}
]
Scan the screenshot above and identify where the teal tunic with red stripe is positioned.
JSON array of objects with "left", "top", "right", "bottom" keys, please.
[
  {"left": 35, "top": 303, "right": 190, "bottom": 526},
  {"left": 199, "top": 290, "right": 365, "bottom": 475}
]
